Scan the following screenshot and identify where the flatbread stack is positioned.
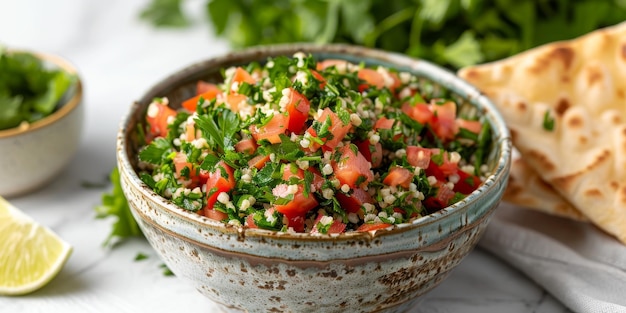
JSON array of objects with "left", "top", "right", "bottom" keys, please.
[
  {"left": 458, "top": 21, "right": 626, "bottom": 244},
  {"left": 506, "top": 155, "right": 587, "bottom": 221}
]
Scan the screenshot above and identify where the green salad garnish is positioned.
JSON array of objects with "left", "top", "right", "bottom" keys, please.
[{"left": 0, "top": 48, "right": 75, "bottom": 131}]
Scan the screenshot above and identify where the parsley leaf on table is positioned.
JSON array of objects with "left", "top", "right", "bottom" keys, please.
[
  {"left": 95, "top": 167, "right": 143, "bottom": 247},
  {"left": 543, "top": 111, "right": 555, "bottom": 131},
  {"left": 134, "top": 252, "right": 149, "bottom": 261}
]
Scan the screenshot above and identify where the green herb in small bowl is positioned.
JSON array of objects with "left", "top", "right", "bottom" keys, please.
[
  {"left": 0, "top": 48, "right": 83, "bottom": 197},
  {"left": 0, "top": 48, "right": 76, "bottom": 131}
]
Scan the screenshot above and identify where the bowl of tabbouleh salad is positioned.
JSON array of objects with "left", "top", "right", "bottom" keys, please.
[
  {"left": 0, "top": 48, "right": 83, "bottom": 197},
  {"left": 117, "top": 44, "right": 511, "bottom": 313}
]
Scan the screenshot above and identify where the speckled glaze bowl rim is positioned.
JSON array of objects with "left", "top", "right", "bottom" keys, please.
[
  {"left": 0, "top": 50, "right": 83, "bottom": 139},
  {"left": 117, "top": 43, "right": 512, "bottom": 241}
]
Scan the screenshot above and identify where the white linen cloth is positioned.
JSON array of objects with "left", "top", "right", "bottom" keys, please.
[{"left": 480, "top": 203, "right": 626, "bottom": 313}]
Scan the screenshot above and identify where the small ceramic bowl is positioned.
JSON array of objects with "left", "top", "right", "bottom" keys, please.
[
  {"left": 117, "top": 44, "right": 511, "bottom": 313},
  {"left": 0, "top": 51, "right": 83, "bottom": 197}
]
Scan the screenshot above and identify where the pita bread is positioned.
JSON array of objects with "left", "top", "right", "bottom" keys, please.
[
  {"left": 458, "top": 22, "right": 626, "bottom": 244},
  {"left": 505, "top": 155, "right": 587, "bottom": 221}
]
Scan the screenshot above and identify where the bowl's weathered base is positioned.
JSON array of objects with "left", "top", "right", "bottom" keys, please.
[
  {"left": 214, "top": 297, "right": 426, "bottom": 313},
  {"left": 130, "top": 201, "right": 491, "bottom": 313}
]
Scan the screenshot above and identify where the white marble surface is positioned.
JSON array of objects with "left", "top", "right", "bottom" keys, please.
[{"left": 0, "top": 1, "right": 571, "bottom": 312}]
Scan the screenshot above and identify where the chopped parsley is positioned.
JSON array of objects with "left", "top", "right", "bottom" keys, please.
[
  {"left": 543, "top": 110, "right": 555, "bottom": 131},
  {"left": 0, "top": 49, "right": 76, "bottom": 130},
  {"left": 135, "top": 53, "right": 491, "bottom": 234}
]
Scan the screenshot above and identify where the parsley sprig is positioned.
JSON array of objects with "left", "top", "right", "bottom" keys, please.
[
  {"left": 195, "top": 106, "right": 241, "bottom": 152},
  {"left": 95, "top": 167, "right": 144, "bottom": 247}
]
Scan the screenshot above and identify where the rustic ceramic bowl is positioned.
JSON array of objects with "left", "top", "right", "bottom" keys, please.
[
  {"left": 0, "top": 51, "right": 83, "bottom": 197},
  {"left": 117, "top": 44, "right": 512, "bottom": 313}
]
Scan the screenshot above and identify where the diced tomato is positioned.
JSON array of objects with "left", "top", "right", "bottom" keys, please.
[
  {"left": 198, "top": 169, "right": 210, "bottom": 185},
  {"left": 274, "top": 191, "right": 318, "bottom": 218},
  {"left": 336, "top": 188, "right": 373, "bottom": 213},
  {"left": 310, "top": 70, "right": 326, "bottom": 89},
  {"left": 383, "top": 167, "right": 413, "bottom": 189},
  {"left": 184, "top": 119, "right": 197, "bottom": 142},
  {"left": 439, "top": 162, "right": 458, "bottom": 176},
  {"left": 388, "top": 72, "right": 402, "bottom": 93},
  {"left": 393, "top": 207, "right": 405, "bottom": 214},
  {"left": 424, "top": 184, "right": 456, "bottom": 211},
  {"left": 432, "top": 119, "right": 458, "bottom": 141},
  {"left": 250, "top": 113, "right": 289, "bottom": 144},
  {"left": 310, "top": 214, "right": 346, "bottom": 234},
  {"left": 402, "top": 103, "right": 433, "bottom": 125},
  {"left": 203, "top": 208, "right": 229, "bottom": 221},
  {"left": 248, "top": 154, "right": 270, "bottom": 170},
  {"left": 316, "top": 59, "right": 349, "bottom": 71},
  {"left": 393, "top": 207, "right": 420, "bottom": 218},
  {"left": 424, "top": 159, "right": 446, "bottom": 181},
  {"left": 453, "top": 170, "right": 481, "bottom": 194},
  {"left": 281, "top": 164, "right": 302, "bottom": 180},
  {"left": 284, "top": 88, "right": 310, "bottom": 133},
  {"left": 146, "top": 101, "right": 176, "bottom": 138},
  {"left": 244, "top": 214, "right": 257, "bottom": 228},
  {"left": 229, "top": 67, "right": 256, "bottom": 93},
  {"left": 173, "top": 152, "right": 197, "bottom": 186},
  {"left": 273, "top": 166, "right": 319, "bottom": 218},
  {"left": 431, "top": 101, "right": 456, "bottom": 120},
  {"left": 332, "top": 145, "right": 374, "bottom": 188},
  {"left": 234, "top": 138, "right": 257, "bottom": 155},
  {"left": 173, "top": 152, "right": 209, "bottom": 187},
  {"left": 374, "top": 117, "right": 395, "bottom": 130},
  {"left": 357, "top": 68, "right": 385, "bottom": 92},
  {"left": 456, "top": 118, "right": 482, "bottom": 134},
  {"left": 437, "top": 152, "right": 458, "bottom": 176},
  {"left": 205, "top": 161, "right": 236, "bottom": 210},
  {"left": 328, "top": 220, "right": 347, "bottom": 233},
  {"left": 370, "top": 142, "right": 383, "bottom": 168},
  {"left": 406, "top": 146, "right": 431, "bottom": 169},
  {"left": 286, "top": 215, "right": 305, "bottom": 232},
  {"left": 356, "top": 223, "right": 392, "bottom": 232},
  {"left": 430, "top": 101, "right": 458, "bottom": 140},
  {"left": 196, "top": 80, "right": 218, "bottom": 94},
  {"left": 373, "top": 117, "right": 404, "bottom": 142},
  {"left": 173, "top": 152, "right": 189, "bottom": 174},
  {"left": 355, "top": 140, "right": 383, "bottom": 168},
  {"left": 182, "top": 82, "right": 221, "bottom": 112},
  {"left": 403, "top": 100, "right": 462, "bottom": 141},
  {"left": 308, "top": 167, "right": 325, "bottom": 191},
  {"left": 225, "top": 94, "right": 248, "bottom": 112},
  {"left": 306, "top": 108, "right": 352, "bottom": 151}
]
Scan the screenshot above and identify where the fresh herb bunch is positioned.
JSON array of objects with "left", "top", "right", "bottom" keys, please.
[
  {"left": 0, "top": 48, "right": 75, "bottom": 130},
  {"left": 139, "top": 0, "right": 626, "bottom": 69},
  {"left": 95, "top": 167, "right": 144, "bottom": 247}
]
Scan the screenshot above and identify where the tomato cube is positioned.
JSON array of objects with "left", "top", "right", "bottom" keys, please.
[
  {"left": 205, "top": 161, "right": 236, "bottom": 210},
  {"left": 306, "top": 108, "right": 352, "bottom": 151},
  {"left": 332, "top": 145, "right": 374, "bottom": 188},
  {"left": 250, "top": 113, "right": 289, "bottom": 144},
  {"left": 283, "top": 88, "right": 310, "bottom": 133}
]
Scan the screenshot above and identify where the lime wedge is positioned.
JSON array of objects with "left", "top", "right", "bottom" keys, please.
[{"left": 0, "top": 196, "right": 72, "bottom": 295}]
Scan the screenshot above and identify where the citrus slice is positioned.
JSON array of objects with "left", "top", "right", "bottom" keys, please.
[{"left": 0, "top": 196, "right": 72, "bottom": 295}]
